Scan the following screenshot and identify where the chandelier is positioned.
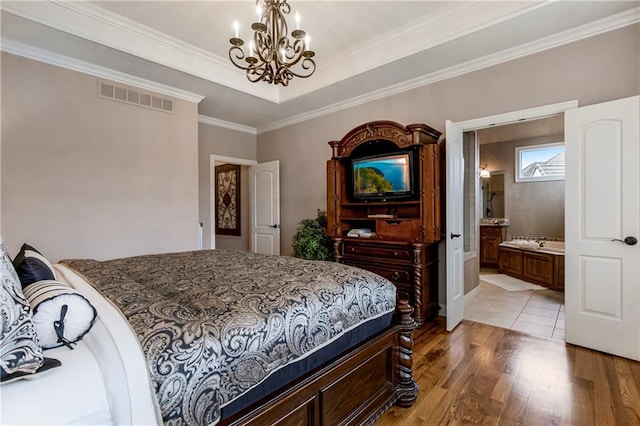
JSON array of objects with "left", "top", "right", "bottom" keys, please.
[{"left": 229, "top": 0, "right": 316, "bottom": 86}]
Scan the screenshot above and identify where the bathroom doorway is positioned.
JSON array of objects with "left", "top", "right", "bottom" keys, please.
[{"left": 462, "top": 116, "right": 566, "bottom": 340}]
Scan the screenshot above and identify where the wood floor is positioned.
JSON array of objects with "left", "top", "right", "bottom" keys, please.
[{"left": 376, "top": 318, "right": 640, "bottom": 426}]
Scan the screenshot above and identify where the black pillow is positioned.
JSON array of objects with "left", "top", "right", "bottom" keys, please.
[
  {"left": 0, "top": 357, "right": 62, "bottom": 385},
  {"left": 13, "top": 244, "right": 56, "bottom": 288}
]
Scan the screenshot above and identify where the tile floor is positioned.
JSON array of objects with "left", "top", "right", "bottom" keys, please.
[{"left": 463, "top": 275, "right": 565, "bottom": 340}]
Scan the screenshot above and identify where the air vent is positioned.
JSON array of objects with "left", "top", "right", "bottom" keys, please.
[{"left": 98, "top": 81, "right": 174, "bottom": 114}]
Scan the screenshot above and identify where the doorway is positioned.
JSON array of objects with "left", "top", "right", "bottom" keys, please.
[
  {"left": 446, "top": 100, "right": 576, "bottom": 335},
  {"left": 209, "top": 155, "right": 257, "bottom": 250},
  {"left": 465, "top": 116, "right": 566, "bottom": 340},
  {"left": 448, "top": 97, "right": 640, "bottom": 360}
]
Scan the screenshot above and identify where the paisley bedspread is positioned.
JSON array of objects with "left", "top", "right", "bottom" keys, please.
[{"left": 61, "top": 250, "right": 396, "bottom": 425}]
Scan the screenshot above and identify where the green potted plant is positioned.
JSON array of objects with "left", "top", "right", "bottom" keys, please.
[{"left": 292, "top": 209, "right": 334, "bottom": 261}]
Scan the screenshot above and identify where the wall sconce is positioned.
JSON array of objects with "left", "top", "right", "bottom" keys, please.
[{"left": 480, "top": 164, "right": 491, "bottom": 178}]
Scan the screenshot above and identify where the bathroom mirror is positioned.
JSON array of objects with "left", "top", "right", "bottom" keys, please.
[{"left": 481, "top": 172, "right": 505, "bottom": 218}]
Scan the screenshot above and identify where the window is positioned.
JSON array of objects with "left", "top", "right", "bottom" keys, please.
[{"left": 515, "top": 142, "right": 565, "bottom": 182}]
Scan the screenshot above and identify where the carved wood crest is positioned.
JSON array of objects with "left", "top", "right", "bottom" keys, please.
[{"left": 329, "top": 121, "right": 441, "bottom": 158}]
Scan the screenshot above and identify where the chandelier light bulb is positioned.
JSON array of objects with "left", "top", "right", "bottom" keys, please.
[
  {"left": 305, "top": 35, "right": 310, "bottom": 51},
  {"left": 256, "top": 4, "right": 262, "bottom": 19},
  {"left": 233, "top": 20, "right": 239, "bottom": 38},
  {"left": 295, "top": 12, "right": 300, "bottom": 30}
]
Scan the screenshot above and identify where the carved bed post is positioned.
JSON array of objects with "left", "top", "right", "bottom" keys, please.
[
  {"left": 395, "top": 299, "right": 418, "bottom": 407},
  {"left": 411, "top": 243, "right": 425, "bottom": 327},
  {"left": 333, "top": 238, "right": 343, "bottom": 263}
]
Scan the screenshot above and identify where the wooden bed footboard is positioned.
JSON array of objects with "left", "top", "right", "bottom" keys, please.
[{"left": 223, "top": 299, "right": 417, "bottom": 426}]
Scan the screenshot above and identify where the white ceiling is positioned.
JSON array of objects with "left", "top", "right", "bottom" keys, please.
[{"left": 1, "top": 1, "right": 638, "bottom": 132}]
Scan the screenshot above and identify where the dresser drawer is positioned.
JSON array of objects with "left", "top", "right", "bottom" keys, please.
[
  {"left": 377, "top": 220, "right": 417, "bottom": 241},
  {"left": 343, "top": 260, "right": 413, "bottom": 303},
  {"left": 342, "top": 260, "right": 411, "bottom": 285},
  {"left": 342, "top": 243, "right": 412, "bottom": 262},
  {"left": 365, "top": 265, "right": 411, "bottom": 285}
]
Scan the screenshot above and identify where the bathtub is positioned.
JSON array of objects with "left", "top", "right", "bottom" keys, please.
[
  {"left": 498, "top": 240, "right": 565, "bottom": 291},
  {"left": 499, "top": 240, "right": 565, "bottom": 255}
]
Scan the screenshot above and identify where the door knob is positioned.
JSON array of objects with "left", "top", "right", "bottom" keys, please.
[
  {"left": 450, "top": 233, "right": 462, "bottom": 239},
  {"left": 270, "top": 224, "right": 281, "bottom": 229},
  {"left": 611, "top": 236, "right": 638, "bottom": 246}
]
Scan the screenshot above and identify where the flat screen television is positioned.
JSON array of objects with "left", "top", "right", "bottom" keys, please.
[{"left": 351, "top": 151, "right": 414, "bottom": 200}]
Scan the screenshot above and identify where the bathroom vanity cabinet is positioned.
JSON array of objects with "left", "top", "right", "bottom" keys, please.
[
  {"left": 498, "top": 246, "right": 564, "bottom": 291},
  {"left": 480, "top": 225, "right": 508, "bottom": 268}
]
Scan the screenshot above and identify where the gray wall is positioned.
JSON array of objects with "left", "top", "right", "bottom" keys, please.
[
  {"left": 198, "top": 123, "right": 257, "bottom": 249},
  {"left": 480, "top": 136, "right": 565, "bottom": 239},
  {"left": 257, "top": 24, "right": 639, "bottom": 304},
  {"left": 462, "top": 132, "right": 479, "bottom": 296},
  {"left": 1, "top": 53, "right": 200, "bottom": 262},
  {"left": 464, "top": 257, "right": 480, "bottom": 296}
]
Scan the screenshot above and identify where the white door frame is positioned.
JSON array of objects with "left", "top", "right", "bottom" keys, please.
[
  {"left": 210, "top": 155, "right": 257, "bottom": 249},
  {"left": 446, "top": 100, "right": 578, "bottom": 321},
  {"left": 454, "top": 100, "right": 579, "bottom": 131}
]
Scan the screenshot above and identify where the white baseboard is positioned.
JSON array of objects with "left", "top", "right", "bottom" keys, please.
[
  {"left": 440, "top": 284, "right": 481, "bottom": 317},
  {"left": 464, "top": 284, "right": 482, "bottom": 301}
]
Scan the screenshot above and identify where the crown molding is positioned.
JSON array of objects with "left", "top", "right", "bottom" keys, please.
[
  {"left": 0, "top": 0, "right": 280, "bottom": 103},
  {"left": 257, "top": 7, "right": 639, "bottom": 134},
  {"left": 198, "top": 115, "right": 257, "bottom": 135},
  {"left": 0, "top": 0, "right": 554, "bottom": 104},
  {"left": 1, "top": 38, "right": 205, "bottom": 103}
]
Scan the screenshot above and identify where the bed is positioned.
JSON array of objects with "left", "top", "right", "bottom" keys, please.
[{"left": 4, "top": 249, "right": 418, "bottom": 425}]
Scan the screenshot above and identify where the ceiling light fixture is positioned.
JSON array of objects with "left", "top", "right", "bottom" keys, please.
[
  {"left": 480, "top": 164, "right": 491, "bottom": 178},
  {"left": 229, "top": 0, "right": 316, "bottom": 86}
]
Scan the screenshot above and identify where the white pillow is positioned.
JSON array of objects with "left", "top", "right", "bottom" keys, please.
[{"left": 23, "top": 280, "right": 97, "bottom": 349}]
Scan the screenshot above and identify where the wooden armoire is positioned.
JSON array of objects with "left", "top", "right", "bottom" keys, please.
[{"left": 327, "top": 121, "right": 443, "bottom": 326}]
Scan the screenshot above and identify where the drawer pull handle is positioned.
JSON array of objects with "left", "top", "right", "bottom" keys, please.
[
  {"left": 350, "top": 247, "right": 356, "bottom": 252},
  {"left": 394, "top": 251, "right": 398, "bottom": 257},
  {"left": 391, "top": 272, "right": 400, "bottom": 281}
]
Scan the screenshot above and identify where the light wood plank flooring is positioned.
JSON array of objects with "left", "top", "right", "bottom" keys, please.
[{"left": 376, "top": 318, "right": 640, "bottom": 426}]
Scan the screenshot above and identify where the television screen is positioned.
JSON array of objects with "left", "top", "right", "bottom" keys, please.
[{"left": 352, "top": 152, "right": 412, "bottom": 199}]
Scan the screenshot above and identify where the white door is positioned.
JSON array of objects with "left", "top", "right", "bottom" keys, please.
[
  {"left": 445, "top": 120, "right": 465, "bottom": 331},
  {"left": 250, "top": 160, "right": 281, "bottom": 255},
  {"left": 565, "top": 96, "right": 640, "bottom": 360}
]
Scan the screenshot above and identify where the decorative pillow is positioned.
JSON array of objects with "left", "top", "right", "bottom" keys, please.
[
  {"left": 0, "top": 237, "right": 45, "bottom": 381},
  {"left": 0, "top": 357, "right": 62, "bottom": 385},
  {"left": 13, "top": 244, "right": 56, "bottom": 288},
  {"left": 23, "top": 280, "right": 97, "bottom": 349}
]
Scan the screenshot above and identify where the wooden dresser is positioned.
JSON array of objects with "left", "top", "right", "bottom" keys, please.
[{"left": 326, "top": 121, "right": 443, "bottom": 326}]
